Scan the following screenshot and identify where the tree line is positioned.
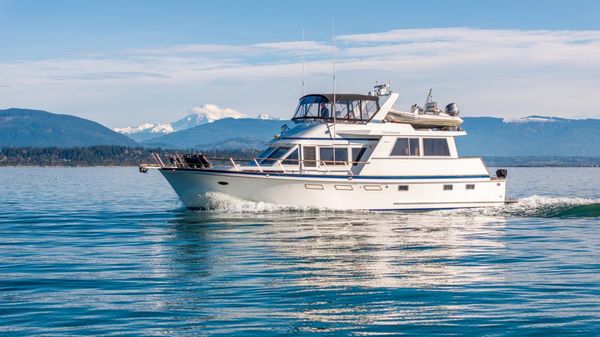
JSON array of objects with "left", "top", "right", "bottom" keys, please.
[{"left": 0, "top": 146, "right": 260, "bottom": 166}]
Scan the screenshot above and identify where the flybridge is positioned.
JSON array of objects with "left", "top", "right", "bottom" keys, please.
[{"left": 291, "top": 84, "right": 463, "bottom": 130}]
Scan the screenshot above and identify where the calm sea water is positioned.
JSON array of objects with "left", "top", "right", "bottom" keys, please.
[{"left": 0, "top": 167, "right": 599, "bottom": 336}]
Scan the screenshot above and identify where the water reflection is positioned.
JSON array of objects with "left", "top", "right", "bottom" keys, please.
[
  {"left": 168, "top": 211, "right": 507, "bottom": 289},
  {"left": 152, "top": 211, "right": 509, "bottom": 333}
]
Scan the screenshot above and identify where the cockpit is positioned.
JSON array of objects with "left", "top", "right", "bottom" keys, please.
[{"left": 292, "top": 94, "right": 379, "bottom": 123}]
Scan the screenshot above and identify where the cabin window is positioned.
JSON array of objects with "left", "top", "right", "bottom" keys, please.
[
  {"left": 398, "top": 185, "right": 409, "bottom": 191},
  {"left": 352, "top": 147, "right": 366, "bottom": 166},
  {"left": 260, "top": 147, "right": 289, "bottom": 165},
  {"left": 391, "top": 138, "right": 420, "bottom": 156},
  {"left": 303, "top": 146, "right": 317, "bottom": 167},
  {"left": 282, "top": 148, "right": 299, "bottom": 165},
  {"left": 466, "top": 184, "right": 475, "bottom": 190},
  {"left": 443, "top": 184, "right": 453, "bottom": 191},
  {"left": 320, "top": 147, "right": 348, "bottom": 165},
  {"left": 423, "top": 138, "right": 450, "bottom": 156}
]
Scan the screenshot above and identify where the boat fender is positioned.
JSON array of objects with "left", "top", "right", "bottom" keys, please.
[{"left": 496, "top": 169, "right": 508, "bottom": 179}]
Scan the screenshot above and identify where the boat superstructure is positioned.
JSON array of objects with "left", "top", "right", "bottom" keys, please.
[{"left": 141, "top": 85, "right": 507, "bottom": 210}]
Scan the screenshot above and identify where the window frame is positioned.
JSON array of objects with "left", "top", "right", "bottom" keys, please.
[
  {"left": 351, "top": 147, "right": 367, "bottom": 166},
  {"left": 319, "top": 146, "right": 349, "bottom": 166},
  {"left": 281, "top": 146, "right": 300, "bottom": 165},
  {"left": 302, "top": 146, "right": 317, "bottom": 168},
  {"left": 390, "top": 137, "right": 421, "bottom": 157},
  {"left": 423, "top": 138, "right": 451, "bottom": 157}
]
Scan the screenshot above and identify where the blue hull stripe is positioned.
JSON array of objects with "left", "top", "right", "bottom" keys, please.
[{"left": 162, "top": 168, "right": 490, "bottom": 180}]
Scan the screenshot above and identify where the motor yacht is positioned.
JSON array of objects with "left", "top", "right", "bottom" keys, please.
[{"left": 140, "top": 84, "right": 507, "bottom": 210}]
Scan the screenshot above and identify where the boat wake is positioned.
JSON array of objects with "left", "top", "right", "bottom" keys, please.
[
  {"left": 192, "top": 192, "right": 324, "bottom": 213},
  {"left": 189, "top": 193, "right": 600, "bottom": 218},
  {"left": 436, "top": 195, "right": 600, "bottom": 218}
]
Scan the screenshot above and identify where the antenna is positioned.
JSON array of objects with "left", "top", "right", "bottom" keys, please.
[
  {"left": 332, "top": 18, "right": 337, "bottom": 161},
  {"left": 301, "top": 28, "right": 305, "bottom": 96},
  {"left": 424, "top": 88, "right": 433, "bottom": 113}
]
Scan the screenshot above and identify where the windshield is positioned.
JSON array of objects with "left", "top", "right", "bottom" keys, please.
[
  {"left": 293, "top": 95, "right": 330, "bottom": 119},
  {"left": 292, "top": 95, "right": 379, "bottom": 121},
  {"left": 259, "top": 147, "right": 290, "bottom": 166}
]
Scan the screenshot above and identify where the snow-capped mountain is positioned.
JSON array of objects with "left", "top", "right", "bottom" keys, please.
[
  {"left": 114, "top": 104, "right": 275, "bottom": 142},
  {"left": 114, "top": 122, "right": 173, "bottom": 135},
  {"left": 256, "top": 113, "right": 272, "bottom": 120},
  {"left": 170, "top": 104, "right": 249, "bottom": 131}
]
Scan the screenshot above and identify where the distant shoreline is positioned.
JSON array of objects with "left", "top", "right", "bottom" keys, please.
[{"left": 2, "top": 146, "right": 600, "bottom": 168}]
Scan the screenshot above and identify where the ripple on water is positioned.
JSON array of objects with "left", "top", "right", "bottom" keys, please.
[{"left": 0, "top": 167, "right": 599, "bottom": 336}]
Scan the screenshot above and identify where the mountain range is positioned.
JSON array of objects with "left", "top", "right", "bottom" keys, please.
[
  {"left": 0, "top": 108, "right": 136, "bottom": 147},
  {"left": 456, "top": 116, "right": 600, "bottom": 156},
  {"left": 2, "top": 107, "right": 600, "bottom": 156}
]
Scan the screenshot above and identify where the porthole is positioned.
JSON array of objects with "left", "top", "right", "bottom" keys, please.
[
  {"left": 218, "top": 181, "right": 229, "bottom": 186},
  {"left": 443, "top": 184, "right": 453, "bottom": 191},
  {"left": 466, "top": 184, "right": 475, "bottom": 190},
  {"left": 398, "top": 185, "right": 409, "bottom": 191}
]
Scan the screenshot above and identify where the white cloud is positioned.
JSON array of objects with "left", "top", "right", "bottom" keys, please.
[{"left": 1, "top": 27, "right": 600, "bottom": 126}]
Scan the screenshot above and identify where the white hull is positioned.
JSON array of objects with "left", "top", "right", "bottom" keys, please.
[{"left": 160, "top": 169, "right": 506, "bottom": 210}]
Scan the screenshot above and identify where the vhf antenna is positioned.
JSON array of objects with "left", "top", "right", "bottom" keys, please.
[
  {"left": 332, "top": 18, "right": 337, "bottom": 162},
  {"left": 301, "top": 28, "right": 305, "bottom": 96}
]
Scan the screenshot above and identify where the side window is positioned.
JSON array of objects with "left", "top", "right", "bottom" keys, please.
[
  {"left": 352, "top": 147, "right": 366, "bottom": 166},
  {"left": 320, "top": 148, "right": 333, "bottom": 165},
  {"left": 282, "top": 148, "right": 299, "bottom": 165},
  {"left": 303, "top": 146, "right": 316, "bottom": 167},
  {"left": 409, "top": 138, "right": 420, "bottom": 156},
  {"left": 256, "top": 147, "right": 275, "bottom": 160},
  {"left": 320, "top": 147, "right": 348, "bottom": 165},
  {"left": 260, "top": 147, "right": 289, "bottom": 165},
  {"left": 423, "top": 138, "right": 450, "bottom": 156},
  {"left": 391, "top": 138, "right": 420, "bottom": 156},
  {"left": 335, "top": 148, "right": 348, "bottom": 164}
]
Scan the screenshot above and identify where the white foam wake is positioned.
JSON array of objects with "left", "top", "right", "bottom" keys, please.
[
  {"left": 195, "top": 192, "right": 323, "bottom": 213},
  {"left": 435, "top": 195, "right": 600, "bottom": 217},
  {"left": 191, "top": 192, "right": 599, "bottom": 217}
]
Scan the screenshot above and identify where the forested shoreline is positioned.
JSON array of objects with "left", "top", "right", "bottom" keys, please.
[
  {"left": 0, "top": 146, "right": 259, "bottom": 167},
  {"left": 1, "top": 146, "right": 600, "bottom": 167}
]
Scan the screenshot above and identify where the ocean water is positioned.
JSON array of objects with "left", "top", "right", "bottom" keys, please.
[{"left": 0, "top": 167, "right": 599, "bottom": 336}]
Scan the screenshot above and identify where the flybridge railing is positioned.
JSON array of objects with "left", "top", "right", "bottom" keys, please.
[{"left": 147, "top": 153, "right": 369, "bottom": 176}]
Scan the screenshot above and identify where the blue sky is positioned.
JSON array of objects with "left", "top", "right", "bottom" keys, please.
[{"left": 1, "top": 0, "right": 600, "bottom": 127}]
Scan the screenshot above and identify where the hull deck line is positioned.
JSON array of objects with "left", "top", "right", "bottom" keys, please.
[{"left": 160, "top": 168, "right": 491, "bottom": 181}]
